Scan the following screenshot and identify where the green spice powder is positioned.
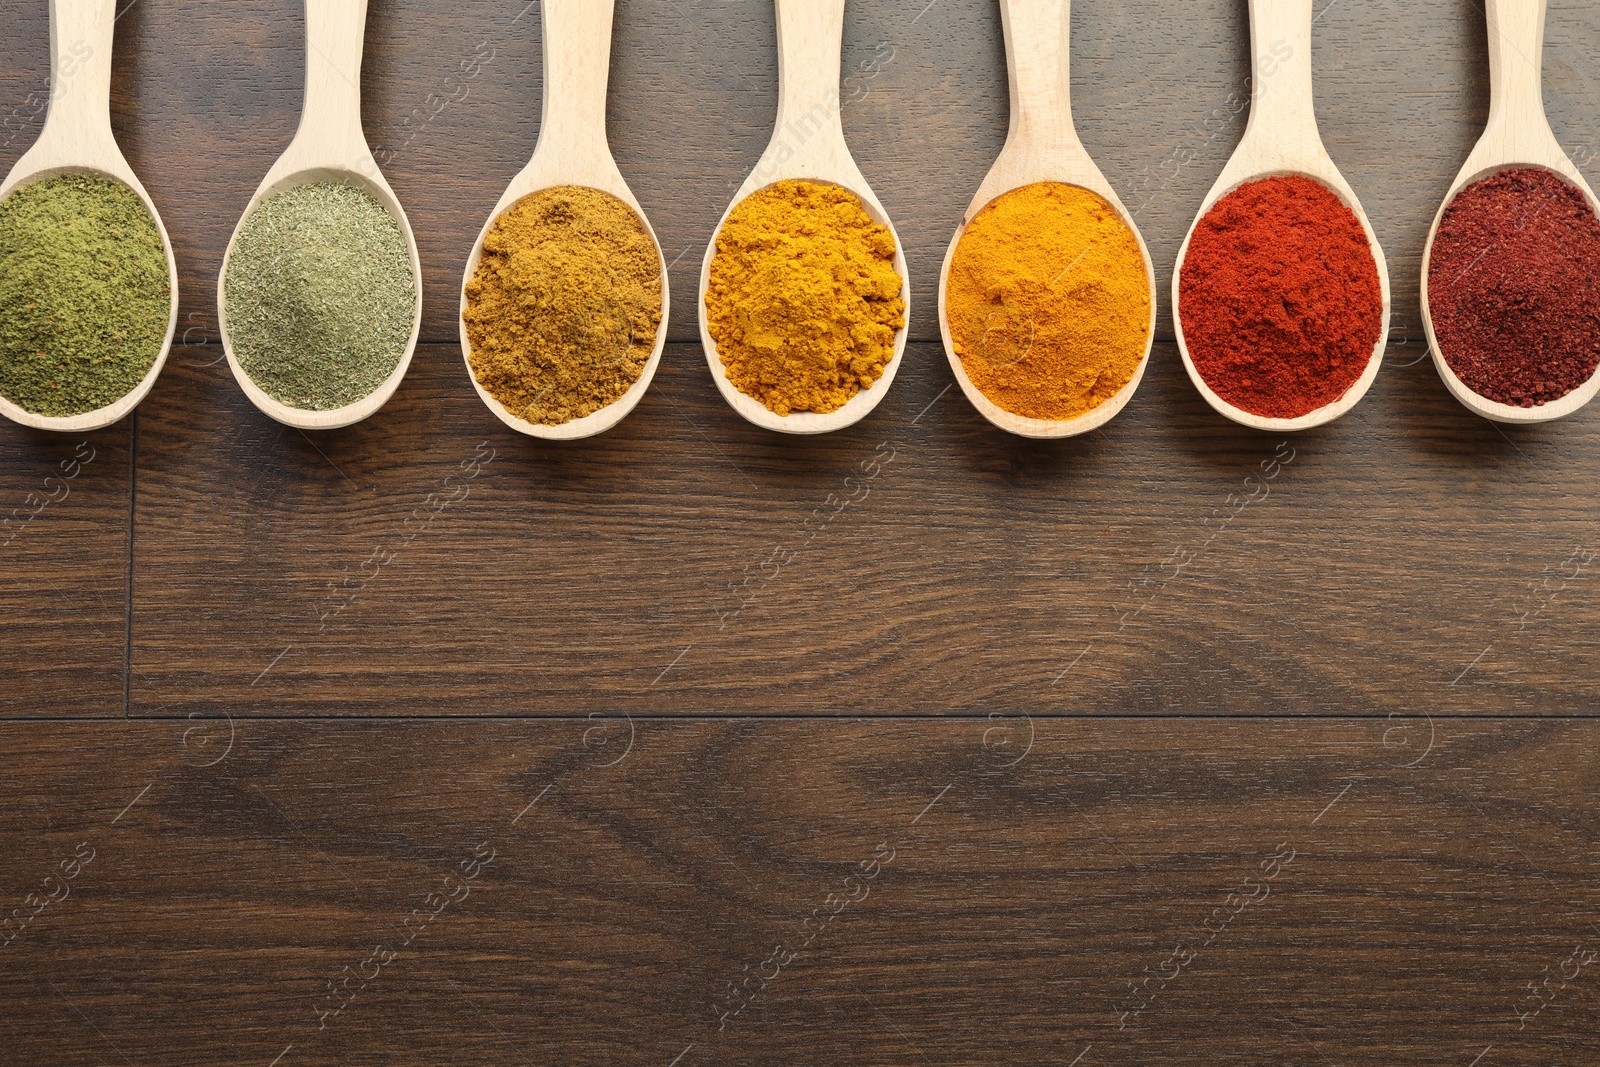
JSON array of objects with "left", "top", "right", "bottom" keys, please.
[
  {"left": 224, "top": 182, "right": 415, "bottom": 411},
  {"left": 0, "top": 173, "right": 170, "bottom": 418}
]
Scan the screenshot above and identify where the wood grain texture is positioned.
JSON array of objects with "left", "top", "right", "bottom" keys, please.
[
  {"left": 2, "top": 717, "right": 1598, "bottom": 1066},
  {"left": 7, "top": 0, "right": 1600, "bottom": 348},
  {"left": 0, "top": 424, "right": 128, "bottom": 718},
  {"left": 131, "top": 340, "right": 1600, "bottom": 714}
]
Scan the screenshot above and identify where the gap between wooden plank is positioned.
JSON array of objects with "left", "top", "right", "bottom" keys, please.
[{"left": 1, "top": 712, "right": 1587, "bottom": 723}]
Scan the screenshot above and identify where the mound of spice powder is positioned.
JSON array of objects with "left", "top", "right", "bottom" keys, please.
[
  {"left": 1179, "top": 175, "right": 1383, "bottom": 419},
  {"left": 464, "top": 186, "right": 663, "bottom": 425},
  {"left": 945, "top": 182, "right": 1151, "bottom": 420},
  {"left": 706, "top": 179, "right": 905, "bottom": 417},
  {"left": 0, "top": 173, "right": 170, "bottom": 418},
  {"left": 224, "top": 182, "right": 415, "bottom": 411},
  {"left": 1427, "top": 167, "right": 1600, "bottom": 408}
]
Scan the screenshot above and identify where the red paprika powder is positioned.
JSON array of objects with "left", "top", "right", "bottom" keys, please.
[
  {"left": 1179, "top": 175, "right": 1383, "bottom": 419},
  {"left": 1427, "top": 167, "right": 1600, "bottom": 408}
]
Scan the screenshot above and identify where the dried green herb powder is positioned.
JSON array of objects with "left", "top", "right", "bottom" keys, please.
[
  {"left": 224, "top": 182, "right": 415, "bottom": 411},
  {"left": 0, "top": 173, "right": 170, "bottom": 417}
]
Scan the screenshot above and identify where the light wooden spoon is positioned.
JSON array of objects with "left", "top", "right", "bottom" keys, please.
[
  {"left": 1173, "top": 0, "right": 1392, "bottom": 432},
  {"left": 699, "top": 0, "right": 912, "bottom": 436},
  {"left": 0, "top": 0, "right": 179, "bottom": 433},
  {"left": 1421, "top": 0, "right": 1600, "bottom": 424},
  {"left": 218, "top": 0, "right": 423, "bottom": 431},
  {"left": 937, "top": 0, "right": 1156, "bottom": 440},
  {"left": 459, "top": 0, "right": 668, "bottom": 441}
]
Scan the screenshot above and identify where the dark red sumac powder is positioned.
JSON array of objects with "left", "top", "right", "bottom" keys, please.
[
  {"left": 1179, "top": 175, "right": 1383, "bottom": 419},
  {"left": 1427, "top": 167, "right": 1600, "bottom": 408}
]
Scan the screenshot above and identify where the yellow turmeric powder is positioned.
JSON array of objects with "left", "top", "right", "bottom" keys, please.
[
  {"left": 705, "top": 179, "right": 905, "bottom": 416},
  {"left": 945, "top": 182, "right": 1151, "bottom": 421}
]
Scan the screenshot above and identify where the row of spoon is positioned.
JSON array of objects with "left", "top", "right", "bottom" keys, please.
[
  {"left": 1, "top": 0, "right": 1593, "bottom": 439},
  {"left": 960, "top": 0, "right": 1600, "bottom": 436}
]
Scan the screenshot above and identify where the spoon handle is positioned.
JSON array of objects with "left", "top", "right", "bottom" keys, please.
[
  {"left": 40, "top": 0, "right": 116, "bottom": 148},
  {"left": 998, "top": 0, "right": 1075, "bottom": 153},
  {"left": 538, "top": 0, "right": 616, "bottom": 159},
  {"left": 1241, "top": 0, "right": 1318, "bottom": 148},
  {"left": 297, "top": 0, "right": 370, "bottom": 163},
  {"left": 1484, "top": 0, "right": 1555, "bottom": 154},
  {"left": 773, "top": 0, "right": 848, "bottom": 154}
]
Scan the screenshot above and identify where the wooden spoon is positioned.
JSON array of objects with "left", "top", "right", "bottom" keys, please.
[
  {"left": 218, "top": 0, "right": 423, "bottom": 431},
  {"left": 698, "top": 0, "right": 911, "bottom": 436},
  {"left": 1173, "top": 0, "right": 1392, "bottom": 432},
  {"left": 937, "top": 0, "right": 1156, "bottom": 439},
  {"left": 1421, "top": 0, "right": 1600, "bottom": 424},
  {"left": 459, "top": 0, "right": 668, "bottom": 441},
  {"left": 0, "top": 0, "right": 179, "bottom": 433}
]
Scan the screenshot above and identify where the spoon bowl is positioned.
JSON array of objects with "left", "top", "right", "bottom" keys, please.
[
  {"left": 1420, "top": 0, "right": 1600, "bottom": 425},
  {"left": 937, "top": 0, "right": 1156, "bottom": 440},
  {"left": 1173, "top": 0, "right": 1391, "bottom": 433},
  {"left": 0, "top": 0, "right": 179, "bottom": 433},
  {"left": 460, "top": 0, "right": 668, "bottom": 442},
  {"left": 698, "top": 0, "right": 911, "bottom": 436},
  {"left": 218, "top": 0, "right": 423, "bottom": 432}
]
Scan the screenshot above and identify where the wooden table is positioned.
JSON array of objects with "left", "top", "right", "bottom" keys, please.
[{"left": 2, "top": 1, "right": 1597, "bottom": 1064}]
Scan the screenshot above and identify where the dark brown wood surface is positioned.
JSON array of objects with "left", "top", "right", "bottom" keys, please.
[
  {"left": 4, "top": 1, "right": 1600, "bottom": 1061},
  {"left": 0, "top": 425, "right": 128, "bottom": 718},
  {"left": 123, "top": 339, "right": 1600, "bottom": 715},
  {"left": 3, "top": 717, "right": 1599, "bottom": 1067}
]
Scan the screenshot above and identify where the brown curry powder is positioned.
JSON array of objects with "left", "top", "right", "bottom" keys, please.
[
  {"left": 463, "top": 186, "right": 663, "bottom": 425},
  {"left": 705, "top": 179, "right": 905, "bottom": 416}
]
